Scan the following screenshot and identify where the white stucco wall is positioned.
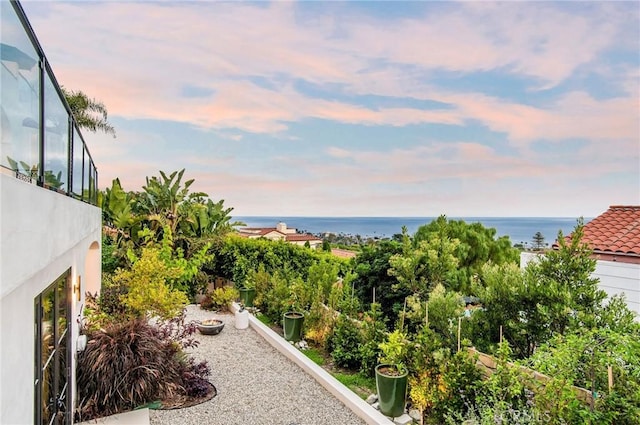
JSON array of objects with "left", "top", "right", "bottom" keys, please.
[
  {"left": 1, "top": 174, "right": 102, "bottom": 424},
  {"left": 521, "top": 251, "right": 640, "bottom": 318}
]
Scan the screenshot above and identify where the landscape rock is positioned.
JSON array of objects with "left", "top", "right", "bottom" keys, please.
[
  {"left": 365, "top": 394, "right": 378, "bottom": 404},
  {"left": 393, "top": 413, "right": 413, "bottom": 425},
  {"left": 408, "top": 408, "right": 421, "bottom": 421}
]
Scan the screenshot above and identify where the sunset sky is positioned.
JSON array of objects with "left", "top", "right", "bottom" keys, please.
[{"left": 21, "top": 1, "right": 640, "bottom": 217}]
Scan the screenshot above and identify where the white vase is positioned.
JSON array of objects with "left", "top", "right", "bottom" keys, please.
[{"left": 235, "top": 309, "right": 249, "bottom": 330}]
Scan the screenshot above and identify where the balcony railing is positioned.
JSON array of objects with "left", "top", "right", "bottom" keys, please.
[{"left": 1, "top": 0, "right": 98, "bottom": 205}]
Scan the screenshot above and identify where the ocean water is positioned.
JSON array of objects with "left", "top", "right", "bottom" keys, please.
[{"left": 233, "top": 216, "right": 590, "bottom": 246}]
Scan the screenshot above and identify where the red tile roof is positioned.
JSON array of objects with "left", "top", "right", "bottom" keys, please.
[{"left": 570, "top": 205, "right": 640, "bottom": 258}]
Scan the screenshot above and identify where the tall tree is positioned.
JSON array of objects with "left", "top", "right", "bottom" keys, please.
[
  {"left": 471, "top": 262, "right": 570, "bottom": 358},
  {"left": 389, "top": 225, "right": 460, "bottom": 297},
  {"left": 352, "top": 239, "right": 408, "bottom": 326},
  {"left": 137, "top": 169, "right": 204, "bottom": 235},
  {"left": 531, "top": 231, "right": 545, "bottom": 251},
  {"left": 413, "top": 216, "right": 519, "bottom": 293},
  {"left": 530, "top": 218, "right": 606, "bottom": 331},
  {"left": 62, "top": 87, "right": 116, "bottom": 137}
]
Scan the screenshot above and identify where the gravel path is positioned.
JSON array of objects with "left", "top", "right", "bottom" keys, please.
[{"left": 150, "top": 305, "right": 367, "bottom": 425}]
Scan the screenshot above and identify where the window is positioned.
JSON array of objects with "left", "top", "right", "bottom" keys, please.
[
  {"left": 71, "top": 126, "right": 83, "bottom": 198},
  {"left": 0, "top": 1, "right": 41, "bottom": 176},
  {"left": 34, "top": 270, "right": 71, "bottom": 425},
  {"left": 43, "top": 69, "right": 69, "bottom": 192}
]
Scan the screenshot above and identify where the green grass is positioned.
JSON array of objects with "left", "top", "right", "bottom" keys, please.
[
  {"left": 332, "top": 372, "right": 376, "bottom": 399},
  {"left": 301, "top": 347, "right": 375, "bottom": 399},
  {"left": 302, "top": 347, "right": 325, "bottom": 366},
  {"left": 256, "top": 313, "right": 273, "bottom": 326}
]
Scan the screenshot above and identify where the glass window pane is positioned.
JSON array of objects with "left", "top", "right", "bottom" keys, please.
[
  {"left": 1, "top": 1, "right": 40, "bottom": 176},
  {"left": 43, "top": 71, "right": 68, "bottom": 191},
  {"left": 56, "top": 279, "right": 68, "bottom": 417},
  {"left": 41, "top": 287, "right": 55, "bottom": 424},
  {"left": 72, "top": 127, "right": 83, "bottom": 196},
  {"left": 83, "top": 146, "right": 90, "bottom": 201},
  {"left": 90, "top": 162, "right": 97, "bottom": 204}
]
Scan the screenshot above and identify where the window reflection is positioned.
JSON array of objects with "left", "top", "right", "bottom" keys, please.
[
  {"left": 83, "top": 147, "right": 90, "bottom": 202},
  {"left": 1, "top": 2, "right": 97, "bottom": 204},
  {"left": 36, "top": 271, "right": 70, "bottom": 425},
  {"left": 1, "top": 1, "right": 40, "bottom": 176},
  {"left": 72, "top": 127, "right": 83, "bottom": 197},
  {"left": 44, "top": 71, "right": 69, "bottom": 192},
  {"left": 41, "top": 287, "right": 55, "bottom": 424}
]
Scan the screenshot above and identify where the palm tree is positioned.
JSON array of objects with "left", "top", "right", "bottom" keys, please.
[{"left": 62, "top": 87, "right": 116, "bottom": 137}]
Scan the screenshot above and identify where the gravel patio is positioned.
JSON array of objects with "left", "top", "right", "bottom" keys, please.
[{"left": 149, "top": 305, "right": 367, "bottom": 425}]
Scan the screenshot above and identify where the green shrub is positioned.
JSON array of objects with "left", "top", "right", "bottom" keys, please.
[
  {"left": 114, "top": 246, "right": 189, "bottom": 320},
  {"left": 436, "top": 350, "right": 483, "bottom": 421},
  {"left": 329, "top": 314, "right": 363, "bottom": 370},
  {"left": 261, "top": 272, "right": 291, "bottom": 323},
  {"left": 96, "top": 274, "right": 128, "bottom": 317},
  {"left": 359, "top": 302, "right": 387, "bottom": 377},
  {"left": 101, "top": 235, "right": 122, "bottom": 274},
  {"left": 304, "top": 301, "right": 336, "bottom": 349},
  {"left": 200, "top": 286, "right": 239, "bottom": 312},
  {"left": 379, "top": 329, "right": 409, "bottom": 372}
]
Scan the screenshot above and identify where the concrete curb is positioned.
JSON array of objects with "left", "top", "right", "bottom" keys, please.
[
  {"left": 232, "top": 304, "right": 394, "bottom": 425},
  {"left": 77, "top": 408, "right": 149, "bottom": 425}
]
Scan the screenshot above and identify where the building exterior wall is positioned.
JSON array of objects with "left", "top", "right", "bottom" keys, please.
[
  {"left": 521, "top": 252, "right": 640, "bottom": 318},
  {"left": 1, "top": 175, "right": 102, "bottom": 424},
  {"left": 592, "top": 260, "right": 640, "bottom": 316},
  {"left": 261, "top": 230, "right": 286, "bottom": 241}
]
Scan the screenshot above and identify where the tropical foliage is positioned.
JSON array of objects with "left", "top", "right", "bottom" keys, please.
[
  {"left": 95, "top": 171, "right": 638, "bottom": 424},
  {"left": 62, "top": 87, "right": 116, "bottom": 137}
]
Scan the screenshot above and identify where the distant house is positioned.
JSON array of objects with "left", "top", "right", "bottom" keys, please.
[
  {"left": 522, "top": 205, "right": 640, "bottom": 317},
  {"left": 238, "top": 222, "right": 323, "bottom": 249}
]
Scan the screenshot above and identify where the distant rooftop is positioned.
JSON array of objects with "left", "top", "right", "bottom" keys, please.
[{"left": 236, "top": 222, "right": 322, "bottom": 247}]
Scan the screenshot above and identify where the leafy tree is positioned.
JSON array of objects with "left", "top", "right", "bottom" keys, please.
[
  {"left": 532, "top": 231, "right": 546, "bottom": 251},
  {"left": 179, "top": 196, "right": 242, "bottom": 239},
  {"left": 406, "top": 284, "right": 465, "bottom": 350},
  {"left": 530, "top": 218, "right": 606, "bottom": 332},
  {"left": 62, "top": 87, "right": 115, "bottom": 137},
  {"left": 389, "top": 224, "right": 460, "bottom": 300},
  {"left": 322, "top": 239, "right": 331, "bottom": 252},
  {"left": 529, "top": 327, "right": 640, "bottom": 424},
  {"left": 112, "top": 245, "right": 189, "bottom": 320},
  {"left": 359, "top": 302, "right": 387, "bottom": 377},
  {"left": 471, "top": 263, "right": 570, "bottom": 358},
  {"left": 413, "top": 216, "right": 519, "bottom": 293},
  {"left": 352, "top": 239, "right": 408, "bottom": 327},
  {"left": 102, "top": 178, "right": 143, "bottom": 251},
  {"left": 471, "top": 219, "right": 621, "bottom": 358},
  {"left": 137, "top": 169, "right": 204, "bottom": 235},
  {"left": 328, "top": 314, "right": 363, "bottom": 369}
]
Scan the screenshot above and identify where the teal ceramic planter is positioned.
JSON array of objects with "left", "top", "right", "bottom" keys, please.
[
  {"left": 375, "top": 364, "right": 408, "bottom": 417},
  {"left": 282, "top": 311, "right": 304, "bottom": 342},
  {"left": 238, "top": 287, "right": 256, "bottom": 307}
]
